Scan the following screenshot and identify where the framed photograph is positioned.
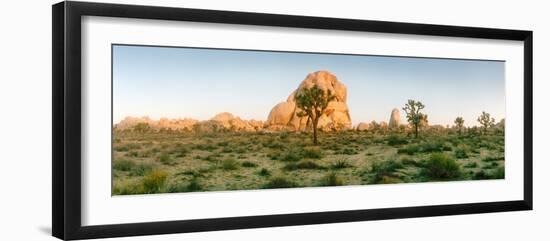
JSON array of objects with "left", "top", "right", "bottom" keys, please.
[{"left": 52, "top": 1, "right": 533, "bottom": 240}]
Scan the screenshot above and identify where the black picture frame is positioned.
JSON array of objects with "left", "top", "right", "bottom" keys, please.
[{"left": 52, "top": 1, "right": 533, "bottom": 240}]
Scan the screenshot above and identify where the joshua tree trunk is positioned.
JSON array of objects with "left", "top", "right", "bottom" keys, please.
[
  {"left": 414, "top": 125, "right": 418, "bottom": 138},
  {"left": 312, "top": 118, "right": 319, "bottom": 145}
]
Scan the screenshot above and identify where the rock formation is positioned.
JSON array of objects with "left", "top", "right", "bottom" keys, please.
[
  {"left": 115, "top": 116, "right": 198, "bottom": 131},
  {"left": 388, "top": 108, "right": 401, "bottom": 129},
  {"left": 115, "top": 113, "right": 264, "bottom": 132},
  {"left": 356, "top": 122, "right": 370, "bottom": 131},
  {"left": 265, "top": 70, "right": 352, "bottom": 131}
]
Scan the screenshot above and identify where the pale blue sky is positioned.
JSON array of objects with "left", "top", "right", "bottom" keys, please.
[{"left": 113, "top": 45, "right": 505, "bottom": 127}]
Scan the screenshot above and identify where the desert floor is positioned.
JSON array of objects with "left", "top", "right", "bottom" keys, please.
[{"left": 112, "top": 129, "right": 504, "bottom": 195}]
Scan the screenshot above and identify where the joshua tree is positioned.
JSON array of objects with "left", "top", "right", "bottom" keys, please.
[
  {"left": 295, "top": 85, "right": 335, "bottom": 145},
  {"left": 477, "top": 111, "right": 495, "bottom": 134},
  {"left": 402, "top": 99, "right": 428, "bottom": 138},
  {"left": 454, "top": 117, "right": 465, "bottom": 135}
]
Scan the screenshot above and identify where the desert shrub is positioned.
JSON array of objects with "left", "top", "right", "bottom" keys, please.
[
  {"left": 125, "top": 151, "right": 139, "bottom": 157},
  {"left": 482, "top": 156, "right": 504, "bottom": 162},
  {"left": 419, "top": 141, "right": 445, "bottom": 153},
  {"left": 168, "top": 178, "right": 203, "bottom": 193},
  {"left": 265, "top": 141, "right": 285, "bottom": 150},
  {"left": 112, "top": 181, "right": 144, "bottom": 195},
  {"left": 263, "top": 176, "right": 297, "bottom": 189},
  {"left": 150, "top": 147, "right": 160, "bottom": 153},
  {"left": 301, "top": 147, "right": 324, "bottom": 159},
  {"left": 279, "top": 150, "right": 302, "bottom": 162},
  {"left": 241, "top": 161, "right": 258, "bottom": 168},
  {"left": 422, "top": 153, "right": 461, "bottom": 179},
  {"left": 113, "top": 159, "right": 135, "bottom": 172},
  {"left": 173, "top": 147, "right": 189, "bottom": 157},
  {"left": 454, "top": 148, "right": 469, "bottom": 159},
  {"left": 482, "top": 162, "right": 499, "bottom": 169},
  {"left": 129, "top": 163, "right": 153, "bottom": 177},
  {"left": 222, "top": 159, "right": 239, "bottom": 170},
  {"left": 365, "top": 159, "right": 404, "bottom": 184},
  {"left": 195, "top": 143, "right": 217, "bottom": 151},
  {"left": 158, "top": 153, "right": 174, "bottom": 165},
  {"left": 221, "top": 146, "right": 234, "bottom": 153},
  {"left": 463, "top": 162, "right": 478, "bottom": 168},
  {"left": 320, "top": 173, "right": 344, "bottom": 186},
  {"left": 114, "top": 143, "right": 141, "bottom": 152},
  {"left": 387, "top": 135, "right": 408, "bottom": 146},
  {"left": 335, "top": 148, "right": 358, "bottom": 155},
  {"left": 331, "top": 159, "right": 353, "bottom": 169},
  {"left": 204, "top": 154, "right": 221, "bottom": 163},
  {"left": 258, "top": 168, "right": 271, "bottom": 176},
  {"left": 397, "top": 145, "right": 420, "bottom": 155},
  {"left": 217, "top": 141, "right": 229, "bottom": 147},
  {"left": 400, "top": 156, "right": 419, "bottom": 166},
  {"left": 370, "top": 159, "right": 403, "bottom": 174},
  {"left": 283, "top": 161, "right": 325, "bottom": 171},
  {"left": 473, "top": 170, "right": 496, "bottom": 180},
  {"left": 492, "top": 167, "right": 505, "bottom": 179},
  {"left": 142, "top": 170, "right": 168, "bottom": 193}
]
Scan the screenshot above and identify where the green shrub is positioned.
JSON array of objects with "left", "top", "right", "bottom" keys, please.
[
  {"left": 167, "top": 178, "right": 203, "bottom": 193},
  {"left": 279, "top": 151, "right": 302, "bottom": 162},
  {"left": 473, "top": 170, "right": 490, "bottom": 180},
  {"left": 463, "top": 162, "right": 478, "bottom": 168},
  {"left": 400, "top": 156, "right": 419, "bottom": 166},
  {"left": 397, "top": 145, "right": 420, "bottom": 155},
  {"left": 195, "top": 143, "right": 217, "bottom": 151},
  {"left": 158, "top": 153, "right": 174, "bottom": 165},
  {"left": 113, "top": 159, "right": 135, "bottom": 172},
  {"left": 301, "top": 147, "right": 324, "bottom": 159},
  {"left": 204, "top": 154, "right": 221, "bottom": 163},
  {"left": 186, "top": 178, "right": 203, "bottom": 192},
  {"left": 423, "top": 153, "right": 461, "bottom": 179},
  {"left": 258, "top": 168, "right": 271, "bottom": 176},
  {"left": 142, "top": 170, "right": 168, "bottom": 193},
  {"left": 222, "top": 159, "right": 239, "bottom": 170},
  {"left": 366, "top": 159, "right": 404, "bottom": 184},
  {"left": 112, "top": 181, "right": 144, "bottom": 195},
  {"left": 482, "top": 156, "right": 504, "bottom": 162},
  {"left": 114, "top": 143, "right": 141, "bottom": 152},
  {"left": 419, "top": 141, "right": 445, "bottom": 153},
  {"left": 129, "top": 163, "right": 153, "bottom": 176},
  {"left": 241, "top": 161, "right": 258, "bottom": 168},
  {"left": 320, "top": 173, "right": 344, "bottom": 186},
  {"left": 387, "top": 135, "right": 408, "bottom": 146},
  {"left": 331, "top": 159, "right": 353, "bottom": 169},
  {"left": 125, "top": 151, "right": 139, "bottom": 157},
  {"left": 264, "top": 177, "right": 297, "bottom": 189},
  {"left": 493, "top": 167, "right": 505, "bottom": 179},
  {"left": 335, "top": 148, "right": 358, "bottom": 155},
  {"left": 283, "top": 161, "right": 325, "bottom": 171},
  {"left": 454, "top": 148, "right": 469, "bottom": 159}
]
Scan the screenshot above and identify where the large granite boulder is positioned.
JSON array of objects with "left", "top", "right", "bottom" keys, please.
[{"left": 266, "top": 70, "right": 352, "bottom": 131}]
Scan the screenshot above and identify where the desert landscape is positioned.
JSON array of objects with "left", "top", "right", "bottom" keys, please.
[{"left": 112, "top": 70, "right": 505, "bottom": 195}]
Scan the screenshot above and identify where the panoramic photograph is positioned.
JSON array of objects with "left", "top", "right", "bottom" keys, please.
[{"left": 111, "top": 45, "right": 505, "bottom": 195}]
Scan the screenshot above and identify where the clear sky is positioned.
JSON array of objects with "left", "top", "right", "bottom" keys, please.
[{"left": 112, "top": 45, "right": 505, "bottom": 127}]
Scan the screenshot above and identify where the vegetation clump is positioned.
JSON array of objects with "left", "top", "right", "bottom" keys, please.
[{"left": 422, "top": 153, "right": 461, "bottom": 179}]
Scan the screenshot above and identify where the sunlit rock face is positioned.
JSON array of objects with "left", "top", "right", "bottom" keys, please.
[{"left": 266, "top": 70, "right": 352, "bottom": 131}]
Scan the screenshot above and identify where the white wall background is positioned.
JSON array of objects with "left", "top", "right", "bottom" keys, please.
[{"left": 0, "top": 0, "right": 547, "bottom": 240}]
